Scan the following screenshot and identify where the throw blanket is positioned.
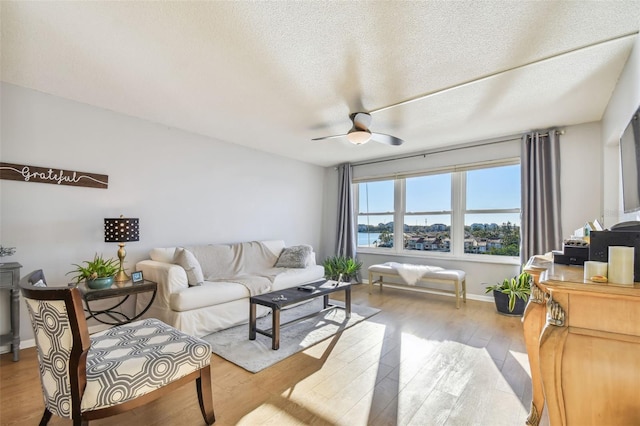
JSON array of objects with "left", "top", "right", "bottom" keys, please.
[
  {"left": 385, "top": 262, "right": 444, "bottom": 286},
  {"left": 188, "top": 241, "right": 278, "bottom": 280},
  {"left": 190, "top": 241, "right": 278, "bottom": 296},
  {"left": 210, "top": 275, "right": 273, "bottom": 297}
]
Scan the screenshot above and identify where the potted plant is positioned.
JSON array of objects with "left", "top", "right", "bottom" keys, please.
[
  {"left": 67, "top": 253, "right": 120, "bottom": 289},
  {"left": 323, "top": 255, "right": 362, "bottom": 282},
  {"left": 485, "top": 270, "right": 532, "bottom": 316}
]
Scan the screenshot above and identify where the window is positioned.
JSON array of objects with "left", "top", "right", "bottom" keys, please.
[
  {"left": 404, "top": 173, "right": 451, "bottom": 252},
  {"left": 356, "top": 160, "right": 521, "bottom": 259},
  {"left": 465, "top": 165, "right": 521, "bottom": 256},
  {"left": 357, "top": 180, "right": 394, "bottom": 248}
]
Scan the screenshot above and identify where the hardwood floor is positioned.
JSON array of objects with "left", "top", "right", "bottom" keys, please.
[{"left": 1, "top": 284, "right": 544, "bottom": 425}]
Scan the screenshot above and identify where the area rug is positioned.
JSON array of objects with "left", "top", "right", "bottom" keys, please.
[{"left": 201, "top": 299, "right": 380, "bottom": 373}]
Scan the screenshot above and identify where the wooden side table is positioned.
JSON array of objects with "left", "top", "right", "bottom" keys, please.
[
  {"left": 0, "top": 262, "right": 22, "bottom": 361},
  {"left": 76, "top": 279, "right": 157, "bottom": 326}
]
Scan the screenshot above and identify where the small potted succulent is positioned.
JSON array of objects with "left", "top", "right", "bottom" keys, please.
[
  {"left": 323, "top": 255, "right": 362, "bottom": 282},
  {"left": 485, "top": 270, "right": 532, "bottom": 316},
  {"left": 67, "top": 253, "right": 119, "bottom": 289}
]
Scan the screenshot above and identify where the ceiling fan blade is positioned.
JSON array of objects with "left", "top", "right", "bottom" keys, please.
[
  {"left": 350, "top": 112, "right": 372, "bottom": 130},
  {"left": 311, "top": 134, "right": 348, "bottom": 141},
  {"left": 371, "top": 132, "right": 404, "bottom": 146}
]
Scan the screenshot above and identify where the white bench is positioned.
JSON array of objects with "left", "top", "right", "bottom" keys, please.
[{"left": 368, "top": 262, "right": 467, "bottom": 308}]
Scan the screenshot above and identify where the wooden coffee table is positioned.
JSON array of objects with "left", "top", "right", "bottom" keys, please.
[{"left": 249, "top": 279, "right": 351, "bottom": 350}]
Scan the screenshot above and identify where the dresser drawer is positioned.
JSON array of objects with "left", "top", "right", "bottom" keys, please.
[
  {"left": 569, "top": 293, "right": 640, "bottom": 337},
  {"left": 0, "top": 270, "right": 15, "bottom": 288}
]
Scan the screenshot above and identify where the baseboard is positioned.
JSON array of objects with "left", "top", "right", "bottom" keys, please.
[{"left": 1, "top": 323, "right": 112, "bottom": 355}]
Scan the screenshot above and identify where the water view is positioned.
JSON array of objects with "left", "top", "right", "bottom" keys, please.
[{"left": 358, "top": 232, "right": 380, "bottom": 247}]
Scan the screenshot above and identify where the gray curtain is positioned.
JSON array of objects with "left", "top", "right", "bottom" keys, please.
[
  {"left": 521, "top": 130, "right": 563, "bottom": 263},
  {"left": 336, "top": 163, "right": 356, "bottom": 259}
]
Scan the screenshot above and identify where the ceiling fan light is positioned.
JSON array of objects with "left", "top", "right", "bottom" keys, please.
[{"left": 347, "top": 130, "right": 371, "bottom": 145}]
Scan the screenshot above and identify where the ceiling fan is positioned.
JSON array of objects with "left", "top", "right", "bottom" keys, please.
[{"left": 312, "top": 112, "right": 404, "bottom": 146}]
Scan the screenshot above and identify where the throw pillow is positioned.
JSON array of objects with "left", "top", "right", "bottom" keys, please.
[
  {"left": 274, "top": 245, "right": 312, "bottom": 268},
  {"left": 33, "top": 279, "right": 46, "bottom": 287},
  {"left": 174, "top": 247, "right": 205, "bottom": 286}
]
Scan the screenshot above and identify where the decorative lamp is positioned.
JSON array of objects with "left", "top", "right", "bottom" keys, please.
[{"left": 104, "top": 215, "right": 139, "bottom": 282}]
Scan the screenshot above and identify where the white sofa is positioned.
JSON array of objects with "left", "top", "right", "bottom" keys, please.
[{"left": 135, "top": 240, "right": 325, "bottom": 337}]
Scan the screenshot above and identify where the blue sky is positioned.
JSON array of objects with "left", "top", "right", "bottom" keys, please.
[{"left": 358, "top": 164, "right": 521, "bottom": 227}]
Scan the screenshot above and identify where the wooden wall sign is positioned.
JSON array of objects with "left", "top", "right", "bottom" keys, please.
[{"left": 0, "top": 162, "right": 108, "bottom": 189}]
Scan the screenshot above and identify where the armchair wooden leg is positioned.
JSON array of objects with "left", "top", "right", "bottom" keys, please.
[
  {"left": 39, "top": 408, "right": 53, "bottom": 426},
  {"left": 196, "top": 365, "right": 215, "bottom": 424}
]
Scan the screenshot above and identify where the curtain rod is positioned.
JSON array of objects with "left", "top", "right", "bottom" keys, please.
[
  {"left": 352, "top": 136, "right": 520, "bottom": 167},
  {"left": 369, "top": 31, "right": 638, "bottom": 114},
  {"left": 351, "top": 129, "right": 565, "bottom": 168},
  {"left": 539, "top": 130, "right": 565, "bottom": 137}
]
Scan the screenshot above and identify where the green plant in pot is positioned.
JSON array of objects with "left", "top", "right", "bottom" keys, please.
[
  {"left": 67, "top": 253, "right": 119, "bottom": 289},
  {"left": 323, "top": 255, "right": 362, "bottom": 282},
  {"left": 485, "top": 270, "right": 532, "bottom": 316}
]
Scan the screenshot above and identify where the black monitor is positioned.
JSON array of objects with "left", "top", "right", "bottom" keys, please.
[{"left": 620, "top": 107, "right": 640, "bottom": 213}]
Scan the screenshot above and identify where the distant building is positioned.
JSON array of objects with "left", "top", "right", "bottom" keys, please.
[
  {"left": 430, "top": 223, "right": 447, "bottom": 231},
  {"left": 407, "top": 236, "right": 425, "bottom": 250},
  {"left": 487, "top": 239, "right": 503, "bottom": 250}
]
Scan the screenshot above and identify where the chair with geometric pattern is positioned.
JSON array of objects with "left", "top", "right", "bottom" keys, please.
[{"left": 20, "top": 270, "right": 215, "bottom": 426}]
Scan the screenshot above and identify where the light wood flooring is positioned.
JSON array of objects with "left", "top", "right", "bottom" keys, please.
[{"left": 1, "top": 284, "right": 545, "bottom": 426}]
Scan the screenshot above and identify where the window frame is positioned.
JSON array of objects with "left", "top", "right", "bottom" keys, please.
[
  {"left": 355, "top": 159, "right": 521, "bottom": 264},
  {"left": 403, "top": 172, "right": 453, "bottom": 255},
  {"left": 355, "top": 178, "right": 397, "bottom": 250}
]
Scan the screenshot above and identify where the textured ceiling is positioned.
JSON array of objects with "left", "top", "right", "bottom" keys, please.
[{"left": 2, "top": 1, "right": 640, "bottom": 167}]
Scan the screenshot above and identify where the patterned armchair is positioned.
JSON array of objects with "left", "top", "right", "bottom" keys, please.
[{"left": 20, "top": 270, "right": 215, "bottom": 425}]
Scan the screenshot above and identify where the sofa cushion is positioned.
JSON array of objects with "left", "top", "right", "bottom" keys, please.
[
  {"left": 269, "top": 264, "right": 326, "bottom": 291},
  {"left": 174, "top": 248, "right": 204, "bottom": 286},
  {"left": 274, "top": 245, "right": 312, "bottom": 268},
  {"left": 188, "top": 241, "right": 279, "bottom": 279},
  {"left": 170, "top": 281, "right": 249, "bottom": 312},
  {"left": 186, "top": 244, "right": 235, "bottom": 280},
  {"left": 83, "top": 319, "right": 210, "bottom": 411}
]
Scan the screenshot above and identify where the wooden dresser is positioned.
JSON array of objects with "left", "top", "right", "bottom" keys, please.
[{"left": 522, "top": 256, "right": 640, "bottom": 426}]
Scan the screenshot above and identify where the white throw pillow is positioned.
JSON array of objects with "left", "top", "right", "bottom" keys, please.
[
  {"left": 274, "top": 245, "right": 312, "bottom": 268},
  {"left": 149, "top": 247, "right": 177, "bottom": 263},
  {"left": 174, "top": 247, "right": 205, "bottom": 286}
]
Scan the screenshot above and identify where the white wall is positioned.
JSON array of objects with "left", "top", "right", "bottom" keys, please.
[
  {"left": 0, "top": 83, "right": 326, "bottom": 346},
  {"left": 559, "top": 121, "right": 604, "bottom": 236},
  {"left": 602, "top": 33, "right": 640, "bottom": 225}
]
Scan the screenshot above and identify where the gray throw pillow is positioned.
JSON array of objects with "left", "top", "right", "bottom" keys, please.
[
  {"left": 274, "top": 245, "right": 312, "bottom": 268},
  {"left": 174, "top": 247, "right": 205, "bottom": 286}
]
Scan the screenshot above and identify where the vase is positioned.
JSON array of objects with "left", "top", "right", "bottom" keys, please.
[
  {"left": 492, "top": 289, "right": 527, "bottom": 316},
  {"left": 87, "top": 276, "right": 115, "bottom": 289}
]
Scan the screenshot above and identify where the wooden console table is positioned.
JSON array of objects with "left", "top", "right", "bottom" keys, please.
[
  {"left": 522, "top": 256, "right": 640, "bottom": 425},
  {"left": 0, "top": 262, "right": 22, "bottom": 361}
]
